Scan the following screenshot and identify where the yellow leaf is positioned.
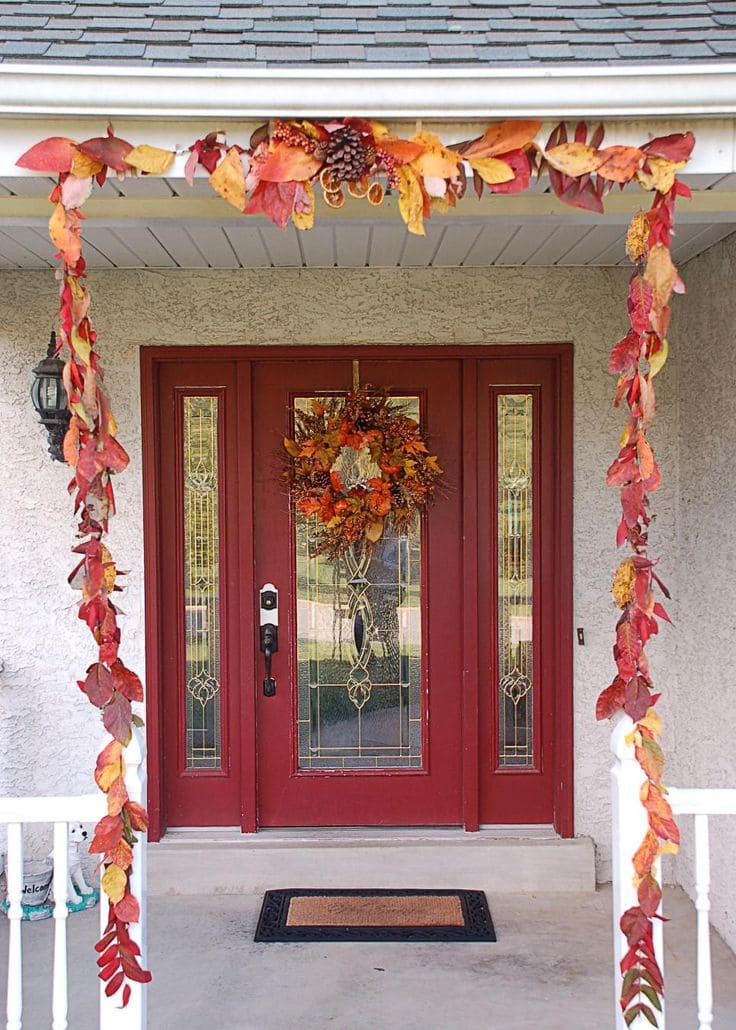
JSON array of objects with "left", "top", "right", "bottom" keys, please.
[
  {"left": 545, "top": 142, "right": 602, "bottom": 177},
  {"left": 644, "top": 245, "right": 677, "bottom": 312},
  {"left": 71, "top": 325, "right": 92, "bottom": 367},
  {"left": 371, "top": 120, "right": 389, "bottom": 139},
  {"left": 397, "top": 165, "right": 425, "bottom": 236},
  {"left": 49, "top": 203, "right": 81, "bottom": 265},
  {"left": 612, "top": 558, "right": 636, "bottom": 609},
  {"left": 636, "top": 156, "right": 686, "bottom": 195},
  {"left": 101, "top": 863, "right": 127, "bottom": 905},
  {"left": 94, "top": 740, "right": 125, "bottom": 792},
  {"left": 208, "top": 147, "right": 246, "bottom": 210},
  {"left": 292, "top": 181, "right": 315, "bottom": 231},
  {"left": 639, "top": 707, "right": 662, "bottom": 738},
  {"left": 649, "top": 337, "right": 668, "bottom": 378},
  {"left": 661, "top": 841, "right": 680, "bottom": 855},
  {"left": 70, "top": 150, "right": 103, "bottom": 179},
  {"left": 125, "top": 143, "right": 176, "bottom": 175},
  {"left": 468, "top": 156, "right": 515, "bottom": 185},
  {"left": 101, "top": 543, "right": 116, "bottom": 593},
  {"left": 410, "top": 131, "right": 459, "bottom": 180}
]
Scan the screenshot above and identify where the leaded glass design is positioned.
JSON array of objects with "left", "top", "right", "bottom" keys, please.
[
  {"left": 183, "top": 396, "right": 222, "bottom": 770},
  {"left": 497, "top": 394, "right": 534, "bottom": 768},
  {"left": 295, "top": 396, "right": 423, "bottom": 770}
]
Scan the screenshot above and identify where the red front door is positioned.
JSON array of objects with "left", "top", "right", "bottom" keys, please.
[
  {"left": 252, "top": 359, "right": 463, "bottom": 826},
  {"left": 146, "top": 346, "right": 572, "bottom": 837}
]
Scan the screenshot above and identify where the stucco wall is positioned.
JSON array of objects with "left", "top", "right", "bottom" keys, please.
[
  {"left": 0, "top": 264, "right": 682, "bottom": 878},
  {"left": 669, "top": 233, "right": 736, "bottom": 953}
]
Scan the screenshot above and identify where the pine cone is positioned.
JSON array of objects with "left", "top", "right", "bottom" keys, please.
[
  {"left": 311, "top": 470, "right": 331, "bottom": 489},
  {"left": 324, "top": 126, "right": 367, "bottom": 184}
]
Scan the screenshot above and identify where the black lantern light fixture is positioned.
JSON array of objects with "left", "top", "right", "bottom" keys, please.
[{"left": 31, "top": 331, "right": 71, "bottom": 463}]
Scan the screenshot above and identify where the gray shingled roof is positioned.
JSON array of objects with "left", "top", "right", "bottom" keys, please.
[{"left": 0, "top": 0, "right": 733, "bottom": 66}]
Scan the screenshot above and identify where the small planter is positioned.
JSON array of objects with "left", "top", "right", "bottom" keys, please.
[{"left": 21, "top": 862, "right": 53, "bottom": 907}]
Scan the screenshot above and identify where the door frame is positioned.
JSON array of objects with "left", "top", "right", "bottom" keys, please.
[{"left": 141, "top": 343, "right": 573, "bottom": 840}]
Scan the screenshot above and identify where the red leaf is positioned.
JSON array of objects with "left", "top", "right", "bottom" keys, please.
[
  {"left": 615, "top": 620, "right": 640, "bottom": 681},
  {"left": 653, "top": 602, "right": 672, "bottom": 624},
  {"left": 78, "top": 134, "right": 133, "bottom": 173},
  {"left": 96, "top": 944, "right": 118, "bottom": 968},
  {"left": 99, "top": 959, "right": 121, "bottom": 982},
  {"left": 114, "top": 892, "right": 140, "bottom": 923},
  {"left": 105, "top": 970, "right": 125, "bottom": 997},
  {"left": 596, "top": 677, "right": 625, "bottom": 720},
  {"left": 620, "top": 905, "right": 650, "bottom": 947},
  {"left": 245, "top": 180, "right": 298, "bottom": 230},
  {"left": 103, "top": 691, "right": 132, "bottom": 745},
  {"left": 621, "top": 481, "right": 645, "bottom": 529},
  {"left": 643, "top": 131, "right": 695, "bottom": 163},
  {"left": 89, "top": 814, "right": 124, "bottom": 854},
  {"left": 122, "top": 985, "right": 131, "bottom": 1008},
  {"left": 628, "top": 274, "right": 653, "bottom": 335},
  {"left": 17, "top": 136, "right": 77, "bottom": 173},
  {"left": 95, "top": 929, "right": 116, "bottom": 953},
  {"left": 624, "top": 676, "right": 652, "bottom": 722},
  {"left": 80, "top": 662, "right": 114, "bottom": 707},
  {"left": 483, "top": 149, "right": 531, "bottom": 195},
  {"left": 111, "top": 660, "right": 144, "bottom": 702},
  {"left": 610, "top": 331, "right": 642, "bottom": 374},
  {"left": 124, "top": 801, "right": 149, "bottom": 832}
]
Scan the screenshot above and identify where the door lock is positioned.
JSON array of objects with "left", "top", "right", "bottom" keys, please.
[{"left": 259, "top": 584, "right": 279, "bottom": 697}]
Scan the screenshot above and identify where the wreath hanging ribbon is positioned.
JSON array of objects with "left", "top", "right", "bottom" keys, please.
[{"left": 284, "top": 386, "right": 443, "bottom": 559}]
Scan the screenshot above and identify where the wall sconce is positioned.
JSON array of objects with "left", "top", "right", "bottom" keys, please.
[{"left": 31, "top": 331, "right": 70, "bottom": 463}]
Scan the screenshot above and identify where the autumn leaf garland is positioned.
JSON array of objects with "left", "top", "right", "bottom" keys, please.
[
  {"left": 16, "top": 119, "right": 695, "bottom": 1019},
  {"left": 597, "top": 129, "right": 694, "bottom": 1028},
  {"left": 18, "top": 120, "right": 696, "bottom": 237}
]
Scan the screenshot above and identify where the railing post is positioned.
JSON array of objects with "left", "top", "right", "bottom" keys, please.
[
  {"left": 51, "top": 820, "right": 70, "bottom": 1030},
  {"left": 693, "top": 813, "right": 713, "bottom": 1029},
  {"left": 611, "top": 713, "right": 665, "bottom": 1029},
  {"left": 6, "top": 822, "right": 24, "bottom": 1030},
  {"left": 99, "top": 726, "right": 147, "bottom": 1030}
]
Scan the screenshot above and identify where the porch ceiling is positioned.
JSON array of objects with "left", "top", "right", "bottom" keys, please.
[{"left": 0, "top": 171, "right": 733, "bottom": 270}]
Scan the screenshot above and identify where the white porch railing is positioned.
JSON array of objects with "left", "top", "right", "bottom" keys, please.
[
  {"left": 0, "top": 729, "right": 147, "bottom": 1030},
  {"left": 611, "top": 714, "right": 736, "bottom": 1029}
]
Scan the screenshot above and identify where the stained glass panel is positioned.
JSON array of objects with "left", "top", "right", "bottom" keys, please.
[
  {"left": 497, "top": 394, "right": 534, "bottom": 768},
  {"left": 295, "top": 396, "right": 423, "bottom": 770},
  {"left": 183, "top": 396, "right": 222, "bottom": 770}
]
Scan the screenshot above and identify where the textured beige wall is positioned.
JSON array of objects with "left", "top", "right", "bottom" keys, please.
[
  {"left": 669, "top": 233, "right": 736, "bottom": 953},
  {"left": 0, "top": 264, "right": 682, "bottom": 877}
]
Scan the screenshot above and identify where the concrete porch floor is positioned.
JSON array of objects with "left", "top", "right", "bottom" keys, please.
[{"left": 2, "top": 886, "right": 736, "bottom": 1029}]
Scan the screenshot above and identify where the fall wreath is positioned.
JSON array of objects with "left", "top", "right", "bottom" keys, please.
[{"left": 284, "top": 387, "right": 443, "bottom": 559}]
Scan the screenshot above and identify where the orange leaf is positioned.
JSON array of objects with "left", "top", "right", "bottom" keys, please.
[
  {"left": 49, "top": 202, "right": 81, "bottom": 265},
  {"left": 633, "top": 828, "right": 660, "bottom": 877},
  {"left": 124, "top": 801, "right": 149, "bottom": 832},
  {"left": 114, "top": 892, "right": 140, "bottom": 924},
  {"left": 462, "top": 119, "right": 541, "bottom": 159},
  {"left": 644, "top": 245, "right": 677, "bottom": 316},
  {"left": 94, "top": 740, "right": 124, "bottom": 792},
  {"left": 410, "top": 131, "right": 460, "bottom": 180},
  {"left": 377, "top": 136, "right": 425, "bottom": 165},
  {"left": 109, "top": 839, "right": 133, "bottom": 871},
  {"left": 595, "top": 145, "right": 645, "bottom": 183},
  {"left": 545, "top": 143, "right": 603, "bottom": 177},
  {"left": 63, "top": 418, "right": 80, "bottom": 467},
  {"left": 106, "top": 776, "right": 129, "bottom": 817},
  {"left": 208, "top": 147, "right": 246, "bottom": 210},
  {"left": 258, "top": 142, "right": 321, "bottom": 183},
  {"left": 637, "top": 435, "right": 655, "bottom": 480}
]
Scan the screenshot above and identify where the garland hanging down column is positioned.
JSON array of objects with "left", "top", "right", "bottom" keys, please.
[{"left": 17, "top": 121, "right": 693, "bottom": 1017}]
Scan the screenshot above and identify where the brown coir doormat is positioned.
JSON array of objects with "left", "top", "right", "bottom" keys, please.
[{"left": 254, "top": 889, "right": 496, "bottom": 943}]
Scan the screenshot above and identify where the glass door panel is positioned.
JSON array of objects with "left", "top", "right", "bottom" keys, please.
[{"left": 295, "top": 396, "right": 423, "bottom": 770}]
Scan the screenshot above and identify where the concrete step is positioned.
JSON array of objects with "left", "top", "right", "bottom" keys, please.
[{"left": 148, "top": 827, "right": 596, "bottom": 895}]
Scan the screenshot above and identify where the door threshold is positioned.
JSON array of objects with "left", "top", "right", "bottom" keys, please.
[{"left": 160, "top": 824, "right": 559, "bottom": 845}]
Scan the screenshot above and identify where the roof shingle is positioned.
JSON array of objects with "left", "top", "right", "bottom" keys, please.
[{"left": 0, "top": 0, "right": 732, "bottom": 65}]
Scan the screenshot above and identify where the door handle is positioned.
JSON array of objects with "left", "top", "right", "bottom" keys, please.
[{"left": 259, "top": 584, "right": 279, "bottom": 697}]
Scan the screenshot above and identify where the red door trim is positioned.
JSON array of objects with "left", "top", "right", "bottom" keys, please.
[
  {"left": 140, "top": 343, "right": 574, "bottom": 839},
  {"left": 461, "top": 360, "right": 481, "bottom": 833}
]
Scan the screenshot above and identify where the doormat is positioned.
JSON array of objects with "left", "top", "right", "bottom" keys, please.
[{"left": 254, "top": 889, "right": 496, "bottom": 943}]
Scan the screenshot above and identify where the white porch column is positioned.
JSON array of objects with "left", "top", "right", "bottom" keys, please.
[
  {"left": 610, "top": 713, "right": 665, "bottom": 1029},
  {"left": 99, "top": 726, "right": 148, "bottom": 1030}
]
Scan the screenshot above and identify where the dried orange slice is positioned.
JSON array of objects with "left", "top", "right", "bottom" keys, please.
[
  {"left": 323, "top": 188, "right": 345, "bottom": 209},
  {"left": 320, "top": 166, "right": 340, "bottom": 192},
  {"left": 347, "top": 177, "right": 370, "bottom": 199},
  {"left": 367, "top": 182, "right": 385, "bottom": 206}
]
